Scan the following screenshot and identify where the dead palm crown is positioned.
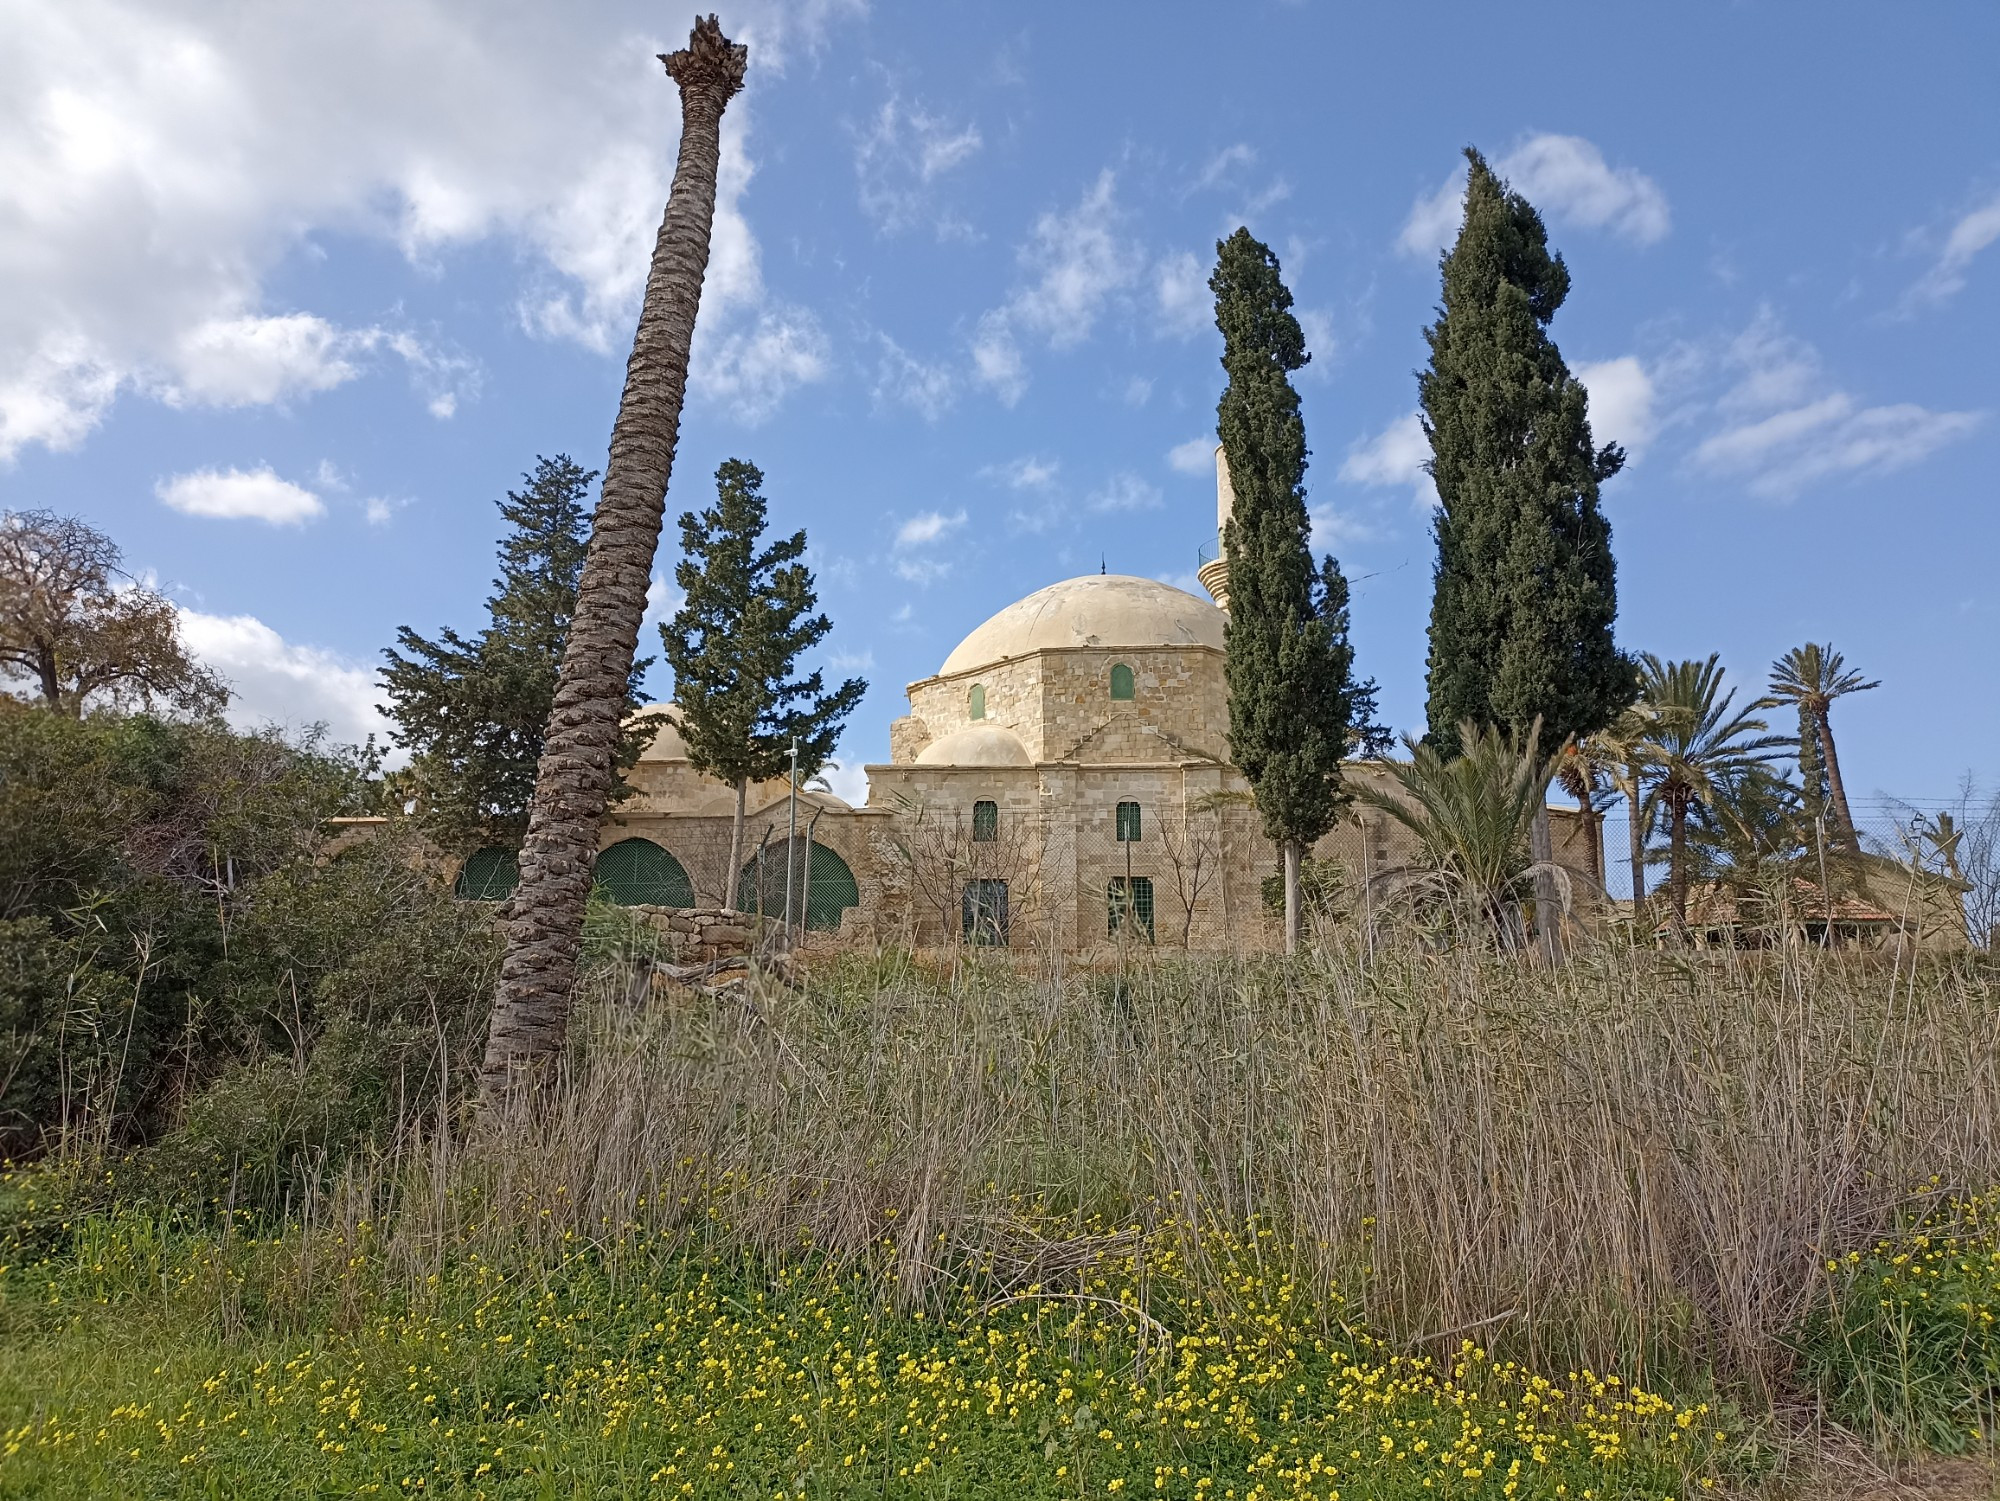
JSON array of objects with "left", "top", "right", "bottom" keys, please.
[{"left": 482, "top": 17, "right": 748, "bottom": 1104}]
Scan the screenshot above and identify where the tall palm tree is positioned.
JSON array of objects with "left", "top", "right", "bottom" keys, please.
[
  {"left": 482, "top": 17, "right": 748, "bottom": 1102},
  {"left": 1768, "top": 643, "right": 1878, "bottom": 849},
  {"left": 1357, "top": 719, "right": 1554, "bottom": 946},
  {"left": 1636, "top": 654, "right": 1789, "bottom": 927}
]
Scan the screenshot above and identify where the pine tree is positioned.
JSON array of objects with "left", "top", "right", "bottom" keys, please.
[
  {"left": 1421, "top": 149, "right": 1633, "bottom": 759},
  {"left": 662, "top": 459, "right": 866, "bottom": 890},
  {"left": 380, "top": 455, "right": 652, "bottom": 850},
  {"left": 1210, "top": 228, "right": 1361, "bottom": 955}
]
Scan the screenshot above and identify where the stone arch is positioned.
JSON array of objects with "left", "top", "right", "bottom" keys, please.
[
  {"left": 595, "top": 837, "right": 696, "bottom": 908},
  {"left": 737, "top": 838, "right": 861, "bottom": 932}
]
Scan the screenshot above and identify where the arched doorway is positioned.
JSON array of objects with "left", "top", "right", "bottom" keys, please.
[
  {"left": 737, "top": 838, "right": 861, "bottom": 932},
  {"left": 455, "top": 846, "right": 520, "bottom": 901},
  {"left": 595, "top": 837, "right": 696, "bottom": 908}
]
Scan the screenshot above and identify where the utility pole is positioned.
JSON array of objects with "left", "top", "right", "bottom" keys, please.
[{"left": 782, "top": 739, "right": 799, "bottom": 941}]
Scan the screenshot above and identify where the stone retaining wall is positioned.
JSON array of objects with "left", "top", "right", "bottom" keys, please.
[{"left": 625, "top": 904, "right": 762, "bottom": 962}]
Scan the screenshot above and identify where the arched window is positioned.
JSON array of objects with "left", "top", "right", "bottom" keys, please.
[
  {"left": 594, "top": 838, "right": 695, "bottom": 907},
  {"left": 455, "top": 846, "right": 519, "bottom": 901},
  {"left": 1109, "top": 663, "right": 1135, "bottom": 701},
  {"left": 1115, "top": 801, "right": 1142, "bottom": 842},
  {"left": 972, "top": 800, "right": 998, "bottom": 842},
  {"left": 736, "top": 839, "right": 862, "bottom": 932},
  {"left": 969, "top": 683, "right": 986, "bottom": 720}
]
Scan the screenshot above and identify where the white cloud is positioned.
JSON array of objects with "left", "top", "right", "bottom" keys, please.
[
  {"left": 1575, "top": 355, "right": 1658, "bottom": 458},
  {"left": 827, "top": 648, "right": 873, "bottom": 672},
  {"left": 894, "top": 508, "right": 966, "bottom": 549},
  {"left": 156, "top": 465, "right": 324, "bottom": 525},
  {"left": 177, "top": 607, "right": 390, "bottom": 750},
  {"left": 1120, "top": 376, "right": 1153, "bottom": 407},
  {"left": 0, "top": 2, "right": 849, "bottom": 460},
  {"left": 1692, "top": 311, "right": 1982, "bottom": 498},
  {"left": 1153, "top": 250, "right": 1209, "bottom": 338},
  {"left": 696, "top": 307, "right": 830, "bottom": 426},
  {"left": 1088, "top": 473, "right": 1160, "bottom": 513},
  {"left": 1309, "top": 502, "right": 1376, "bottom": 551},
  {"left": 363, "top": 497, "right": 392, "bottom": 526},
  {"left": 1338, "top": 411, "right": 1437, "bottom": 510},
  {"left": 1167, "top": 437, "right": 1215, "bottom": 476},
  {"left": 971, "top": 171, "right": 1144, "bottom": 399},
  {"left": 819, "top": 758, "right": 870, "bottom": 806},
  {"left": 983, "top": 456, "right": 1058, "bottom": 490},
  {"left": 853, "top": 93, "right": 982, "bottom": 235},
  {"left": 1296, "top": 307, "right": 1336, "bottom": 369},
  {"left": 1398, "top": 134, "right": 1670, "bottom": 257},
  {"left": 969, "top": 312, "right": 1026, "bottom": 406},
  {"left": 871, "top": 333, "right": 956, "bottom": 421},
  {"left": 1906, "top": 189, "right": 2000, "bottom": 308},
  {"left": 164, "top": 314, "right": 363, "bottom": 407}
]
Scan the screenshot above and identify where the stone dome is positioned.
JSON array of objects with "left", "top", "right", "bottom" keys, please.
[
  {"left": 915, "top": 726, "right": 1033, "bottom": 767},
  {"left": 937, "top": 575, "right": 1225, "bottom": 678},
  {"left": 631, "top": 705, "right": 688, "bottom": 761}
]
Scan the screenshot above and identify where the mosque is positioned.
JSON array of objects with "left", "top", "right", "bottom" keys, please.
[{"left": 452, "top": 449, "right": 1601, "bottom": 948}]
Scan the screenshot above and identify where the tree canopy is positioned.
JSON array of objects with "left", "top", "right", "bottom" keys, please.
[
  {"left": 379, "top": 455, "right": 653, "bottom": 849},
  {"left": 1211, "top": 228, "right": 1363, "bottom": 950},
  {"left": 661, "top": 458, "right": 865, "bottom": 876},
  {"left": 0, "top": 509, "right": 227, "bottom": 718},
  {"left": 1420, "top": 150, "right": 1633, "bottom": 759}
]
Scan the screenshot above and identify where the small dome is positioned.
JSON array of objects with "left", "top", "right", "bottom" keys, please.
[
  {"left": 915, "top": 726, "right": 1032, "bottom": 767},
  {"left": 939, "top": 575, "right": 1225, "bottom": 678},
  {"left": 630, "top": 705, "right": 688, "bottom": 761}
]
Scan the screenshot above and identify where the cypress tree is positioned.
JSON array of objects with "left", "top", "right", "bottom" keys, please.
[
  {"left": 1211, "top": 228, "right": 1361, "bottom": 955},
  {"left": 380, "top": 455, "right": 653, "bottom": 850},
  {"left": 1421, "top": 149, "right": 1633, "bottom": 759},
  {"left": 662, "top": 459, "right": 866, "bottom": 889}
]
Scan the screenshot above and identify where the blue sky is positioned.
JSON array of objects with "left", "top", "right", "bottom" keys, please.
[{"left": 4, "top": 1, "right": 1996, "bottom": 819}]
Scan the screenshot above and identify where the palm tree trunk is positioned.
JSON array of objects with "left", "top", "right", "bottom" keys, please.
[
  {"left": 481, "top": 20, "right": 748, "bottom": 1103},
  {"left": 727, "top": 777, "right": 747, "bottom": 909},
  {"left": 1669, "top": 797, "right": 1690, "bottom": 925},
  {"left": 1626, "top": 783, "right": 1647, "bottom": 922},
  {"left": 1817, "top": 707, "right": 1860, "bottom": 847}
]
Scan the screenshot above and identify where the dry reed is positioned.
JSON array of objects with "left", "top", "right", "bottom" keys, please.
[{"left": 351, "top": 935, "right": 1998, "bottom": 1398}]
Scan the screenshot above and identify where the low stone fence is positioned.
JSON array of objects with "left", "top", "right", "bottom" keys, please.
[{"left": 624, "top": 904, "right": 764, "bottom": 964}]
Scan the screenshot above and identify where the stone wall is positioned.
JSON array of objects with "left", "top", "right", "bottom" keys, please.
[{"left": 624, "top": 904, "right": 760, "bottom": 962}]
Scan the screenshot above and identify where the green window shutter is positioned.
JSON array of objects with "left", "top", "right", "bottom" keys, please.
[
  {"left": 969, "top": 684, "right": 985, "bottom": 720},
  {"left": 972, "top": 800, "right": 998, "bottom": 842},
  {"left": 1109, "top": 663, "right": 1135, "bottom": 700},
  {"left": 595, "top": 838, "right": 695, "bottom": 907},
  {"left": 1115, "top": 801, "right": 1142, "bottom": 842},
  {"left": 1107, "top": 877, "right": 1155, "bottom": 941},
  {"left": 455, "top": 846, "right": 520, "bottom": 901},
  {"left": 961, "top": 879, "right": 1009, "bottom": 945},
  {"left": 736, "top": 839, "right": 862, "bottom": 932}
]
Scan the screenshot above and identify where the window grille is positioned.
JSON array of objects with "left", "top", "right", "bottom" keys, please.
[
  {"left": 969, "top": 683, "right": 985, "bottom": 720},
  {"left": 1109, "top": 663, "right": 1135, "bottom": 700},
  {"left": 962, "top": 879, "right": 1010, "bottom": 946},
  {"left": 1115, "top": 800, "right": 1142, "bottom": 842},
  {"left": 972, "top": 800, "right": 998, "bottom": 842},
  {"left": 1107, "top": 876, "right": 1154, "bottom": 940}
]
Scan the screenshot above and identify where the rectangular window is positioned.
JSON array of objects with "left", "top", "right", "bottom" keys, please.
[
  {"left": 1107, "top": 876, "right": 1154, "bottom": 941},
  {"left": 1115, "top": 800, "right": 1142, "bottom": 842},
  {"left": 972, "top": 799, "right": 998, "bottom": 842},
  {"left": 962, "top": 879, "right": 1010, "bottom": 946}
]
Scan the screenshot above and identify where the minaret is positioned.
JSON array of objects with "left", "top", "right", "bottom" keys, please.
[{"left": 1196, "top": 442, "right": 1233, "bottom": 611}]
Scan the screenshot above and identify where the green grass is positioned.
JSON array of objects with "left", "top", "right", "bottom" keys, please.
[
  {"left": 1799, "top": 1186, "right": 2000, "bottom": 1454},
  {"left": 0, "top": 1209, "right": 1741, "bottom": 1500}
]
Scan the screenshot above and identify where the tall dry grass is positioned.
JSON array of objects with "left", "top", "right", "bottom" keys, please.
[{"left": 352, "top": 935, "right": 1997, "bottom": 1396}]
